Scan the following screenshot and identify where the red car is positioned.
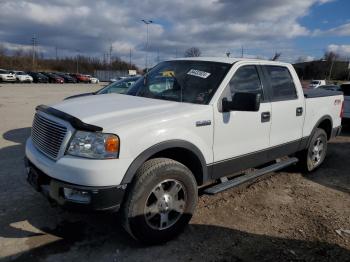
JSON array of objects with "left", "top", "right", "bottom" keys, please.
[{"left": 70, "top": 73, "right": 90, "bottom": 83}]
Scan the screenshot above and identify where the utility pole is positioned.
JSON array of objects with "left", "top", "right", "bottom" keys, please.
[
  {"left": 175, "top": 48, "right": 178, "bottom": 58},
  {"left": 129, "top": 48, "right": 132, "bottom": 68},
  {"left": 241, "top": 45, "right": 244, "bottom": 58},
  {"left": 55, "top": 47, "right": 58, "bottom": 60},
  {"left": 76, "top": 49, "right": 80, "bottom": 74},
  {"left": 141, "top": 19, "right": 153, "bottom": 72},
  {"left": 109, "top": 44, "right": 113, "bottom": 65},
  {"left": 31, "top": 34, "right": 37, "bottom": 69},
  {"left": 328, "top": 57, "right": 335, "bottom": 80}
]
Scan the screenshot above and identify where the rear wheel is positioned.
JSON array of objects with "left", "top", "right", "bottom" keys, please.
[
  {"left": 122, "top": 158, "right": 197, "bottom": 244},
  {"left": 297, "top": 128, "right": 328, "bottom": 172}
]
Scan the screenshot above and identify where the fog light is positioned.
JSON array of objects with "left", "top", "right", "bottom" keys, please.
[{"left": 63, "top": 188, "right": 91, "bottom": 204}]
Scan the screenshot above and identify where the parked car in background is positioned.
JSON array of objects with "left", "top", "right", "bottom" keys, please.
[
  {"left": 69, "top": 73, "right": 90, "bottom": 83},
  {"left": 110, "top": 76, "right": 127, "bottom": 82},
  {"left": 10, "top": 71, "right": 33, "bottom": 83},
  {"left": 41, "top": 72, "right": 64, "bottom": 84},
  {"left": 55, "top": 72, "right": 77, "bottom": 83},
  {"left": 309, "top": 80, "right": 326, "bottom": 89},
  {"left": 319, "top": 85, "right": 341, "bottom": 91},
  {"left": 340, "top": 83, "right": 350, "bottom": 122},
  {"left": 0, "top": 69, "right": 16, "bottom": 82},
  {"left": 27, "top": 72, "right": 49, "bottom": 83},
  {"left": 86, "top": 75, "right": 99, "bottom": 84},
  {"left": 65, "top": 76, "right": 140, "bottom": 100}
]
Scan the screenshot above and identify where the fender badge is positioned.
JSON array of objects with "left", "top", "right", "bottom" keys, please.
[{"left": 196, "top": 120, "right": 211, "bottom": 127}]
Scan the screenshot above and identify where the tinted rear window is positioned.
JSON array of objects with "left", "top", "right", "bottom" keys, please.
[{"left": 264, "top": 66, "right": 297, "bottom": 101}]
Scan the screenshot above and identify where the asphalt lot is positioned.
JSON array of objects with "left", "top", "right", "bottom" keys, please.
[{"left": 0, "top": 83, "right": 349, "bottom": 262}]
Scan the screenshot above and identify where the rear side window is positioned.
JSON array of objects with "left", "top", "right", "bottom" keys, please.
[
  {"left": 341, "top": 84, "right": 350, "bottom": 96},
  {"left": 229, "top": 65, "right": 263, "bottom": 98},
  {"left": 265, "top": 66, "right": 297, "bottom": 101}
]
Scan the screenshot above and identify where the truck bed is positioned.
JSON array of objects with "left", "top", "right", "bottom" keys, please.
[{"left": 303, "top": 88, "right": 343, "bottom": 98}]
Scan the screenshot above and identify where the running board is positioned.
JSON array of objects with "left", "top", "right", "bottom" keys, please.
[{"left": 204, "top": 157, "right": 298, "bottom": 195}]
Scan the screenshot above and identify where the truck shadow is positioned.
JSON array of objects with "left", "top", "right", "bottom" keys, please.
[{"left": 3, "top": 216, "right": 350, "bottom": 262}]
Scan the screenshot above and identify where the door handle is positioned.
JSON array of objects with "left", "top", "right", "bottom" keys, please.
[
  {"left": 296, "top": 107, "right": 303, "bottom": 116},
  {"left": 261, "top": 112, "right": 271, "bottom": 122}
]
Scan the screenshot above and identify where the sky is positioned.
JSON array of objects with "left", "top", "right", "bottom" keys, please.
[{"left": 0, "top": 0, "right": 349, "bottom": 68}]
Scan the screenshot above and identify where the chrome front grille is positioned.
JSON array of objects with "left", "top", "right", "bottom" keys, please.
[{"left": 31, "top": 113, "right": 67, "bottom": 159}]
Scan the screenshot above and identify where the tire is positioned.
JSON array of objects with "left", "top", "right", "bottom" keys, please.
[
  {"left": 122, "top": 158, "right": 198, "bottom": 244},
  {"left": 297, "top": 128, "right": 328, "bottom": 172}
]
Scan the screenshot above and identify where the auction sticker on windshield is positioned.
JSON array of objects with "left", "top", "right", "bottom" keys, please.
[{"left": 187, "top": 69, "right": 211, "bottom": 79}]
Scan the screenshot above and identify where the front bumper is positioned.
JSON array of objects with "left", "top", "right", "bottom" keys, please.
[
  {"left": 2, "top": 78, "right": 16, "bottom": 82},
  {"left": 24, "top": 157, "right": 126, "bottom": 212}
]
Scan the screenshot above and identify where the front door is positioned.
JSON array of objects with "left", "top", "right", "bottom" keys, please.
[{"left": 212, "top": 64, "right": 271, "bottom": 179}]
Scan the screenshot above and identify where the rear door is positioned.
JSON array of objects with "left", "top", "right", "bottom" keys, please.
[{"left": 261, "top": 65, "right": 304, "bottom": 155}]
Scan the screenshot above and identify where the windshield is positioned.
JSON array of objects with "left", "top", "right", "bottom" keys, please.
[
  {"left": 311, "top": 81, "right": 320, "bottom": 85},
  {"left": 127, "top": 61, "right": 231, "bottom": 104},
  {"left": 97, "top": 77, "right": 139, "bottom": 94}
]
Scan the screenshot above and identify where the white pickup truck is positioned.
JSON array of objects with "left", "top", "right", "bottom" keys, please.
[{"left": 25, "top": 58, "right": 343, "bottom": 244}]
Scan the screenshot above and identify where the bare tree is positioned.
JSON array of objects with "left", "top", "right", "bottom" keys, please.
[
  {"left": 184, "top": 47, "right": 201, "bottom": 57},
  {"left": 0, "top": 44, "right": 6, "bottom": 57},
  {"left": 271, "top": 52, "right": 281, "bottom": 61},
  {"left": 324, "top": 51, "right": 339, "bottom": 62}
]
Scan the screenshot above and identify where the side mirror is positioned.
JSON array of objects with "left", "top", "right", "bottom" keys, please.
[{"left": 222, "top": 92, "right": 261, "bottom": 112}]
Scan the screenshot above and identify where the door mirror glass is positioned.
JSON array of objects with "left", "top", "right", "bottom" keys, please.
[{"left": 222, "top": 92, "right": 261, "bottom": 112}]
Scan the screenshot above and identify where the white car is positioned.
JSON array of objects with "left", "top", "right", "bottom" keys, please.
[
  {"left": 309, "top": 80, "right": 326, "bottom": 89},
  {"left": 25, "top": 58, "right": 343, "bottom": 244},
  {"left": 0, "top": 69, "right": 16, "bottom": 82},
  {"left": 11, "top": 71, "right": 33, "bottom": 83},
  {"left": 86, "top": 75, "right": 99, "bottom": 84}
]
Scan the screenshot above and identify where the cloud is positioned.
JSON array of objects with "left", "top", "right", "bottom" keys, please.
[
  {"left": 0, "top": 0, "right": 334, "bottom": 67},
  {"left": 313, "top": 23, "right": 350, "bottom": 37},
  {"left": 327, "top": 44, "right": 350, "bottom": 57}
]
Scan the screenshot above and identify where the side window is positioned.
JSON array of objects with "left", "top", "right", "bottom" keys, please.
[
  {"left": 265, "top": 66, "right": 297, "bottom": 101},
  {"left": 229, "top": 65, "right": 263, "bottom": 98}
]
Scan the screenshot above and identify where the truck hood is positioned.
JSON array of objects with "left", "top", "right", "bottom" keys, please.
[{"left": 51, "top": 94, "right": 206, "bottom": 131}]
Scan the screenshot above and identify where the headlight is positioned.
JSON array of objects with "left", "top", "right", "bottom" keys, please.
[{"left": 67, "top": 131, "right": 119, "bottom": 159}]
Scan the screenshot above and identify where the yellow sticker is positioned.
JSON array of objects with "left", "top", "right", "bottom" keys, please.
[{"left": 162, "top": 71, "right": 175, "bottom": 77}]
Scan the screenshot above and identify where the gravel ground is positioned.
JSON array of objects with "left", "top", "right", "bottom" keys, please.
[{"left": 0, "top": 83, "right": 349, "bottom": 262}]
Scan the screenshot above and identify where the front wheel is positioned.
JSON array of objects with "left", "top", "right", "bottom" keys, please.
[
  {"left": 297, "top": 128, "right": 328, "bottom": 172},
  {"left": 122, "top": 158, "right": 198, "bottom": 244}
]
